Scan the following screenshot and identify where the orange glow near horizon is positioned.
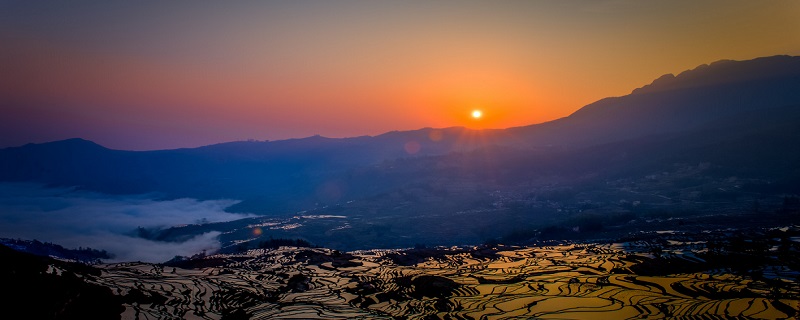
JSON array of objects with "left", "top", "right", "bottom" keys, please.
[{"left": 1, "top": 1, "right": 799, "bottom": 150}]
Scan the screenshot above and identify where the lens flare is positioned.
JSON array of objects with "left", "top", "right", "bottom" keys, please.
[{"left": 404, "top": 141, "right": 421, "bottom": 154}]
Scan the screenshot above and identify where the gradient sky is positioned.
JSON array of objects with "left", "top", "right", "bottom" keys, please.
[{"left": 2, "top": 1, "right": 799, "bottom": 150}]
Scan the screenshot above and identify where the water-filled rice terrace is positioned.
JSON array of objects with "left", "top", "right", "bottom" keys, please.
[{"left": 81, "top": 242, "right": 798, "bottom": 319}]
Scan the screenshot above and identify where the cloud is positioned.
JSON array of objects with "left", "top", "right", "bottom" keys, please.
[{"left": 0, "top": 183, "right": 254, "bottom": 262}]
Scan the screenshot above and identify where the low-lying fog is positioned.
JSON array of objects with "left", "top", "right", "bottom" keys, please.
[{"left": 0, "top": 183, "right": 254, "bottom": 262}]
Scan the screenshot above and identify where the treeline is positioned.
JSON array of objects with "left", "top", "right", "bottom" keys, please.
[
  {"left": 0, "top": 238, "right": 112, "bottom": 264},
  {"left": 499, "top": 211, "right": 638, "bottom": 244},
  {"left": 224, "top": 237, "right": 316, "bottom": 254},
  {"left": 255, "top": 238, "right": 313, "bottom": 249}
]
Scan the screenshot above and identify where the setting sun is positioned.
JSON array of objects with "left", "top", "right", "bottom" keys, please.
[{"left": 471, "top": 110, "right": 483, "bottom": 119}]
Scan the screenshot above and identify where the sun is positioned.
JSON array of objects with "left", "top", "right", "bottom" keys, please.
[{"left": 471, "top": 110, "right": 482, "bottom": 119}]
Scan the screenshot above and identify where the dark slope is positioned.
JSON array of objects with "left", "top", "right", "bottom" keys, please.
[
  {"left": 507, "top": 55, "right": 800, "bottom": 147},
  {"left": 0, "top": 244, "right": 124, "bottom": 319}
]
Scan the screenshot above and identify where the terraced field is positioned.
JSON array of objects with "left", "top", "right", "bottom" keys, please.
[{"left": 79, "top": 243, "right": 799, "bottom": 319}]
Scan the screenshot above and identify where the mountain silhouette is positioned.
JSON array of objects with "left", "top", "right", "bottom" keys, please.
[
  {"left": 1, "top": 55, "right": 799, "bottom": 216},
  {"left": 507, "top": 55, "right": 800, "bottom": 148}
]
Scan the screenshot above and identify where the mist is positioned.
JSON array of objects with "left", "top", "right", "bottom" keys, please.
[{"left": 0, "top": 183, "right": 254, "bottom": 262}]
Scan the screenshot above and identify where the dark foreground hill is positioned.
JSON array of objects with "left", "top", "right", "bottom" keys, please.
[{"left": 0, "top": 244, "right": 123, "bottom": 319}]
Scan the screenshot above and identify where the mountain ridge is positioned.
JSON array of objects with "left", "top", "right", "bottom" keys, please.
[
  {"left": 5, "top": 55, "right": 799, "bottom": 154},
  {"left": 631, "top": 55, "right": 800, "bottom": 95},
  {"left": 1, "top": 55, "right": 799, "bottom": 215}
]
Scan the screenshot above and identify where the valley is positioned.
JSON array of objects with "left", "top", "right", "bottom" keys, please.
[{"left": 2, "top": 55, "right": 800, "bottom": 319}]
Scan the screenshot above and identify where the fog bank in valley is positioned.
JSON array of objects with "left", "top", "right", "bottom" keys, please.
[{"left": 0, "top": 183, "right": 253, "bottom": 262}]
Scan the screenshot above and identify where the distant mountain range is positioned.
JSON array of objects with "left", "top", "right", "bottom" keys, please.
[{"left": 2, "top": 55, "right": 800, "bottom": 219}]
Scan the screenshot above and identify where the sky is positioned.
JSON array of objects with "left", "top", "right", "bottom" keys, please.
[{"left": 1, "top": 0, "right": 799, "bottom": 150}]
